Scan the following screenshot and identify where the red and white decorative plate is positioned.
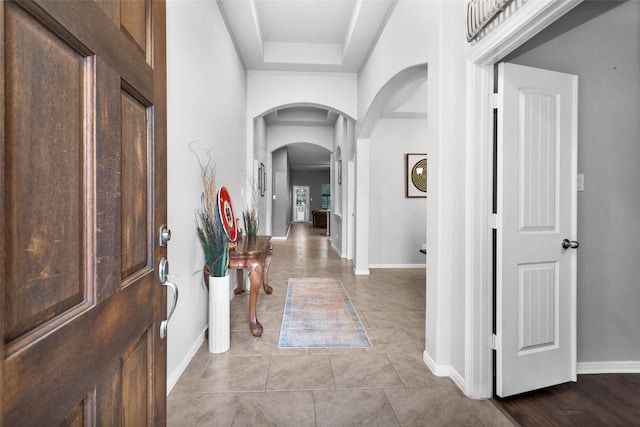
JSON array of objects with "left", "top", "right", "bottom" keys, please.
[{"left": 217, "top": 186, "right": 237, "bottom": 242}]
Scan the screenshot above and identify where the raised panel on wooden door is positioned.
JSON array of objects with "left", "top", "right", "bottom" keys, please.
[
  {"left": 3, "top": 0, "right": 95, "bottom": 351},
  {"left": 120, "top": 87, "right": 153, "bottom": 282},
  {"left": 60, "top": 392, "right": 96, "bottom": 427},
  {"left": 121, "top": 328, "right": 153, "bottom": 426},
  {"left": 120, "top": 0, "right": 149, "bottom": 57},
  {"left": 96, "top": 0, "right": 151, "bottom": 62}
]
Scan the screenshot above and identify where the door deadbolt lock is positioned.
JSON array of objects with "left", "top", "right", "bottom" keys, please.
[{"left": 159, "top": 224, "right": 171, "bottom": 247}]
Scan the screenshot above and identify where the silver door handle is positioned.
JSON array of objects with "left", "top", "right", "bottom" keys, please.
[
  {"left": 562, "top": 239, "right": 579, "bottom": 249},
  {"left": 159, "top": 257, "right": 178, "bottom": 339}
]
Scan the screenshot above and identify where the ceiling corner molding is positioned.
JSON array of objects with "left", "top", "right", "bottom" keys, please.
[
  {"left": 342, "top": 0, "right": 363, "bottom": 58},
  {"left": 356, "top": 0, "right": 399, "bottom": 75},
  {"left": 248, "top": 0, "right": 264, "bottom": 55}
]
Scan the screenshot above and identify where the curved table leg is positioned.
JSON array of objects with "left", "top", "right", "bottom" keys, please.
[
  {"left": 261, "top": 243, "right": 273, "bottom": 294},
  {"left": 234, "top": 268, "right": 245, "bottom": 295},
  {"left": 248, "top": 263, "right": 263, "bottom": 337}
]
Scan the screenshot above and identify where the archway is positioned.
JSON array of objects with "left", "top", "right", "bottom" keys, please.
[
  {"left": 252, "top": 103, "right": 354, "bottom": 241},
  {"left": 354, "top": 64, "right": 428, "bottom": 274}
]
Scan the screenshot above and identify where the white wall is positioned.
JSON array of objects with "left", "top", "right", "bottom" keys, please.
[
  {"left": 357, "top": 1, "right": 439, "bottom": 125},
  {"left": 267, "top": 126, "right": 333, "bottom": 153},
  {"left": 166, "top": 0, "right": 247, "bottom": 391},
  {"left": 247, "top": 71, "right": 357, "bottom": 121},
  {"left": 369, "top": 118, "right": 427, "bottom": 267},
  {"left": 504, "top": 1, "right": 640, "bottom": 368}
]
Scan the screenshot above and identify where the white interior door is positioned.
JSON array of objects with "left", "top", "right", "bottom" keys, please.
[
  {"left": 496, "top": 62, "right": 578, "bottom": 397},
  {"left": 293, "top": 186, "right": 310, "bottom": 222}
]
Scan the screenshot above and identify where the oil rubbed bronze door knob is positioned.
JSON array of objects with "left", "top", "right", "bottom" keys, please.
[{"left": 562, "top": 239, "right": 579, "bottom": 249}]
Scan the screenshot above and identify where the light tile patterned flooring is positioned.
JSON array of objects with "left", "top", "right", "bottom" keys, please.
[{"left": 168, "top": 223, "right": 513, "bottom": 426}]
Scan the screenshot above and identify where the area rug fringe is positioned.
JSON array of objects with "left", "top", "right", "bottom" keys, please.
[{"left": 278, "top": 277, "right": 371, "bottom": 348}]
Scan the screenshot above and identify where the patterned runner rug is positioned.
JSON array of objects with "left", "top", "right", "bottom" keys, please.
[{"left": 278, "top": 277, "right": 371, "bottom": 348}]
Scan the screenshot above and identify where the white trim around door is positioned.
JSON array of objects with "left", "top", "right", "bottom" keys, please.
[{"left": 464, "top": 0, "right": 583, "bottom": 399}]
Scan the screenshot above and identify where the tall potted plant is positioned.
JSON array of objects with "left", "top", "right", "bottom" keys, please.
[
  {"left": 193, "top": 148, "right": 232, "bottom": 353},
  {"left": 195, "top": 156, "right": 230, "bottom": 277}
]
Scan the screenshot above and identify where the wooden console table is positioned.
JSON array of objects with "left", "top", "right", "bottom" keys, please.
[
  {"left": 228, "top": 235, "right": 273, "bottom": 337},
  {"left": 312, "top": 210, "right": 328, "bottom": 228}
]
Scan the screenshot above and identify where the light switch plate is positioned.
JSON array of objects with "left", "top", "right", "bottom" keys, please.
[{"left": 577, "top": 174, "right": 584, "bottom": 192}]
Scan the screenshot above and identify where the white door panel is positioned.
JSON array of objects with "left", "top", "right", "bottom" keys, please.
[
  {"left": 293, "top": 186, "right": 310, "bottom": 222},
  {"left": 497, "top": 63, "right": 578, "bottom": 397}
]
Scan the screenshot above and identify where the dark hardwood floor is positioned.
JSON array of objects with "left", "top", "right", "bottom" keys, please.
[{"left": 493, "top": 373, "right": 640, "bottom": 426}]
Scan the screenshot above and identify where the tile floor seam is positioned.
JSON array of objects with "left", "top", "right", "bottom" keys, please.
[{"left": 383, "top": 388, "right": 404, "bottom": 427}]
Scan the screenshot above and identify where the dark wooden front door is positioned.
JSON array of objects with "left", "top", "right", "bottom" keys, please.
[{"left": 1, "top": 0, "right": 167, "bottom": 424}]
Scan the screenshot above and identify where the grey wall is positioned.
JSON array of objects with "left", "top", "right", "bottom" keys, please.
[
  {"left": 291, "top": 169, "right": 331, "bottom": 213},
  {"left": 369, "top": 118, "right": 428, "bottom": 266},
  {"left": 272, "top": 147, "right": 291, "bottom": 237},
  {"left": 505, "top": 1, "right": 640, "bottom": 363}
]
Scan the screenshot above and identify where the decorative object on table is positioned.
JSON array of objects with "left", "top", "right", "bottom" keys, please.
[
  {"left": 406, "top": 153, "right": 427, "bottom": 198},
  {"left": 242, "top": 168, "right": 261, "bottom": 237},
  {"left": 216, "top": 186, "right": 238, "bottom": 242},
  {"left": 243, "top": 210, "right": 259, "bottom": 238},
  {"left": 278, "top": 277, "right": 371, "bottom": 348}
]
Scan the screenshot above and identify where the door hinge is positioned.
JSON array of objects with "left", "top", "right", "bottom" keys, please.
[
  {"left": 489, "top": 93, "right": 502, "bottom": 109},
  {"left": 488, "top": 213, "right": 499, "bottom": 230},
  {"left": 491, "top": 334, "right": 501, "bottom": 350}
]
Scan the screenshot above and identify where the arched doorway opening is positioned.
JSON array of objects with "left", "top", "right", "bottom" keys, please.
[
  {"left": 252, "top": 104, "right": 355, "bottom": 247},
  {"left": 354, "top": 64, "right": 428, "bottom": 274}
]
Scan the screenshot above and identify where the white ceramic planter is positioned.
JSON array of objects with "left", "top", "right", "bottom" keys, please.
[{"left": 208, "top": 274, "right": 230, "bottom": 353}]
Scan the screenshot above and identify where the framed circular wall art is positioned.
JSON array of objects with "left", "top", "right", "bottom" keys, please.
[{"left": 406, "top": 153, "right": 427, "bottom": 198}]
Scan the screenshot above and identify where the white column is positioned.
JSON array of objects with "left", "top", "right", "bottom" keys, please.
[{"left": 354, "top": 138, "right": 370, "bottom": 275}]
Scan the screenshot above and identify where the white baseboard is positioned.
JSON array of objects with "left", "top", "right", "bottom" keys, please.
[
  {"left": 423, "top": 351, "right": 466, "bottom": 393},
  {"left": 354, "top": 269, "right": 370, "bottom": 275},
  {"left": 271, "top": 223, "right": 291, "bottom": 240},
  {"left": 331, "top": 242, "right": 342, "bottom": 258},
  {"left": 577, "top": 360, "right": 640, "bottom": 374},
  {"left": 423, "top": 350, "right": 449, "bottom": 377},
  {"left": 369, "top": 264, "right": 426, "bottom": 269},
  {"left": 449, "top": 366, "right": 465, "bottom": 392},
  {"left": 167, "top": 327, "right": 207, "bottom": 395}
]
